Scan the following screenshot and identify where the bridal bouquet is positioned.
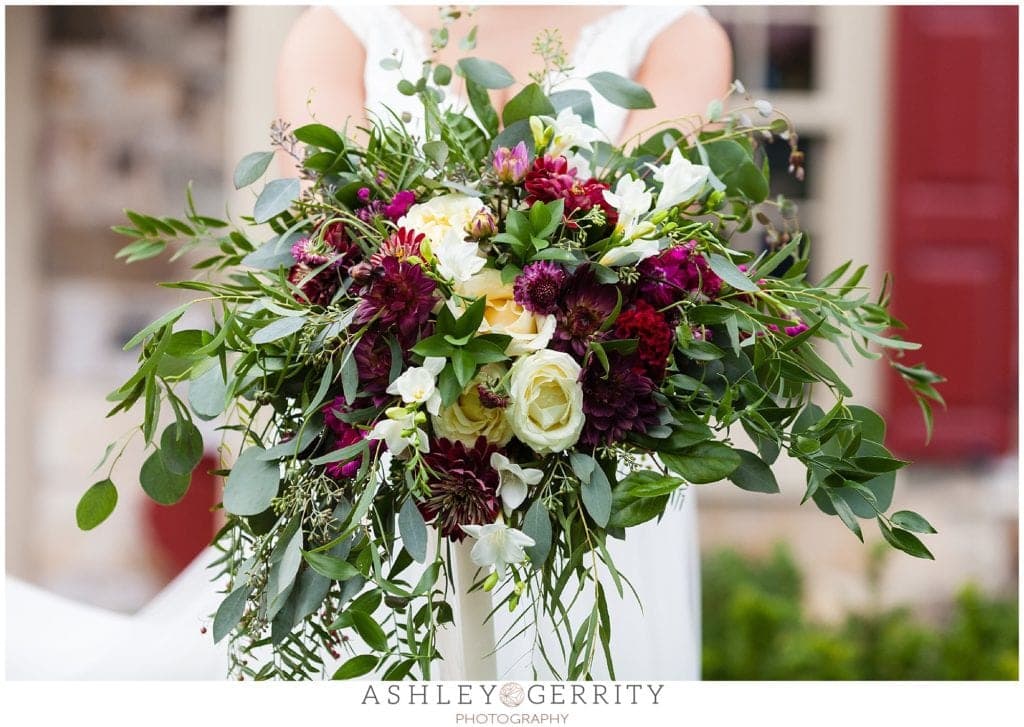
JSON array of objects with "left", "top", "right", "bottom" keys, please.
[{"left": 81, "top": 30, "right": 942, "bottom": 680}]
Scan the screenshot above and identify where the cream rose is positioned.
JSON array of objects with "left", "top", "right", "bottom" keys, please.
[
  {"left": 399, "top": 194, "right": 488, "bottom": 282},
  {"left": 455, "top": 269, "right": 556, "bottom": 356},
  {"left": 507, "top": 350, "right": 584, "bottom": 454},
  {"left": 432, "top": 365, "right": 513, "bottom": 447}
]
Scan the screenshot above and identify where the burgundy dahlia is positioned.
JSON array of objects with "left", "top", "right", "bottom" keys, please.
[
  {"left": 419, "top": 437, "right": 501, "bottom": 541},
  {"left": 353, "top": 329, "right": 397, "bottom": 404},
  {"left": 551, "top": 265, "right": 620, "bottom": 358},
  {"left": 288, "top": 263, "right": 339, "bottom": 306},
  {"left": 513, "top": 261, "right": 567, "bottom": 315},
  {"left": 355, "top": 256, "right": 436, "bottom": 339},
  {"left": 579, "top": 352, "right": 661, "bottom": 447},
  {"left": 637, "top": 241, "right": 722, "bottom": 315},
  {"left": 613, "top": 300, "right": 674, "bottom": 381}
]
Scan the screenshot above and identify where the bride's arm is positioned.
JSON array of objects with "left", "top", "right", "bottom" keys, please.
[
  {"left": 617, "top": 12, "right": 733, "bottom": 147},
  {"left": 275, "top": 7, "right": 366, "bottom": 171}
]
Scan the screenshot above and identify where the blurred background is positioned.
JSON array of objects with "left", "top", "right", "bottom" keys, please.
[{"left": 5, "top": 5, "right": 1018, "bottom": 679}]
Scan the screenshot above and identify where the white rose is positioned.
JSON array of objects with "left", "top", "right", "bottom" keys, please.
[
  {"left": 454, "top": 269, "right": 555, "bottom": 356},
  {"left": 399, "top": 194, "right": 488, "bottom": 282},
  {"left": 432, "top": 364, "right": 513, "bottom": 447},
  {"left": 507, "top": 350, "right": 584, "bottom": 454}
]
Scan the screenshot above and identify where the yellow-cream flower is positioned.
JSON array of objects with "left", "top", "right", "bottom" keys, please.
[
  {"left": 454, "top": 268, "right": 556, "bottom": 356},
  {"left": 432, "top": 364, "right": 513, "bottom": 447}
]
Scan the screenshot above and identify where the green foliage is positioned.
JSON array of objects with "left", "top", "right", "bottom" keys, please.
[
  {"left": 75, "top": 479, "right": 118, "bottom": 530},
  {"left": 702, "top": 545, "right": 1018, "bottom": 680}
]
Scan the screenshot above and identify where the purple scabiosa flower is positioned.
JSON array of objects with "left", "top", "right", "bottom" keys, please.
[
  {"left": 419, "top": 437, "right": 501, "bottom": 541},
  {"left": 579, "top": 352, "right": 661, "bottom": 447},
  {"left": 493, "top": 141, "right": 529, "bottom": 184},
  {"left": 355, "top": 257, "right": 436, "bottom": 339},
  {"left": 551, "top": 265, "right": 620, "bottom": 359},
  {"left": 513, "top": 261, "right": 567, "bottom": 315}
]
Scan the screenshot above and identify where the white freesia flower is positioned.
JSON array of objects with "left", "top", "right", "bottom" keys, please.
[
  {"left": 490, "top": 452, "right": 543, "bottom": 514},
  {"left": 460, "top": 520, "right": 535, "bottom": 575},
  {"left": 400, "top": 194, "right": 488, "bottom": 282},
  {"left": 542, "top": 108, "right": 603, "bottom": 157},
  {"left": 368, "top": 407, "right": 428, "bottom": 456},
  {"left": 507, "top": 349, "right": 584, "bottom": 454},
  {"left": 387, "top": 357, "right": 445, "bottom": 415},
  {"left": 649, "top": 148, "right": 711, "bottom": 211},
  {"left": 599, "top": 237, "right": 662, "bottom": 267},
  {"left": 432, "top": 234, "right": 487, "bottom": 282},
  {"left": 566, "top": 151, "right": 593, "bottom": 181},
  {"left": 602, "top": 175, "right": 652, "bottom": 237},
  {"left": 454, "top": 269, "right": 556, "bottom": 356}
]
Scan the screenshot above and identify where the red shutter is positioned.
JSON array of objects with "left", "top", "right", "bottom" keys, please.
[{"left": 885, "top": 6, "right": 1018, "bottom": 460}]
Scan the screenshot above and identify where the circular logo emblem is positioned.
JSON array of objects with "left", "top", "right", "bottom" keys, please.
[{"left": 499, "top": 682, "right": 525, "bottom": 708}]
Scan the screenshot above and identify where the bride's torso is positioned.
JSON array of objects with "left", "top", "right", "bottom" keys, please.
[{"left": 332, "top": 4, "right": 708, "bottom": 145}]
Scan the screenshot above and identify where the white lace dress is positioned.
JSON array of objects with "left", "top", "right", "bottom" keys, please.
[{"left": 332, "top": 4, "right": 704, "bottom": 680}]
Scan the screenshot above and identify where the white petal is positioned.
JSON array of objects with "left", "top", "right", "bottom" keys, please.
[
  {"left": 460, "top": 524, "right": 485, "bottom": 540},
  {"left": 469, "top": 533, "right": 501, "bottom": 568},
  {"left": 426, "top": 391, "right": 441, "bottom": 416},
  {"left": 506, "top": 528, "right": 536, "bottom": 549},
  {"left": 423, "top": 357, "right": 446, "bottom": 376},
  {"left": 498, "top": 478, "right": 528, "bottom": 512}
]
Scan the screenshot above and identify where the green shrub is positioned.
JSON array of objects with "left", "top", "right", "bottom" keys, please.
[{"left": 701, "top": 544, "right": 1018, "bottom": 680}]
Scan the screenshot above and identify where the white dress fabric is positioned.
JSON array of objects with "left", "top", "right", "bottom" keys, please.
[
  {"left": 4, "top": 5, "right": 703, "bottom": 681},
  {"left": 332, "top": 4, "right": 704, "bottom": 680}
]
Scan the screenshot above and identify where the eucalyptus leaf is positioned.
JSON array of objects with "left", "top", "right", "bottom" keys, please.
[
  {"left": 398, "top": 498, "right": 429, "bottom": 563},
  {"left": 233, "top": 151, "right": 274, "bottom": 190},
  {"left": 252, "top": 316, "right": 307, "bottom": 344},
  {"left": 212, "top": 586, "right": 251, "bottom": 644},
  {"left": 140, "top": 450, "right": 190, "bottom": 505},
  {"left": 223, "top": 447, "right": 280, "bottom": 516},
  {"left": 586, "top": 71, "right": 655, "bottom": 109},
  {"left": 158, "top": 421, "right": 204, "bottom": 476},
  {"left": 456, "top": 57, "right": 515, "bottom": 89},
  {"left": 580, "top": 463, "right": 612, "bottom": 527},
  {"left": 302, "top": 550, "right": 361, "bottom": 581},
  {"left": 708, "top": 254, "right": 759, "bottom": 293},
  {"left": 522, "top": 500, "right": 552, "bottom": 567},
  {"left": 189, "top": 363, "right": 228, "bottom": 420},
  {"left": 75, "top": 479, "right": 118, "bottom": 531},
  {"left": 253, "top": 178, "right": 300, "bottom": 224}
]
